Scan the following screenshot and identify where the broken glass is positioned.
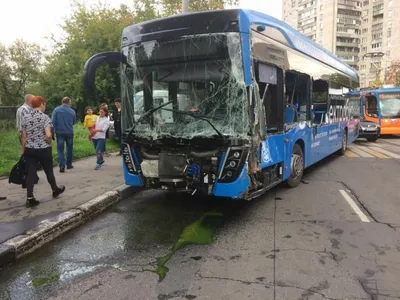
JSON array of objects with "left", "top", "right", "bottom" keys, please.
[{"left": 121, "top": 33, "right": 249, "bottom": 140}]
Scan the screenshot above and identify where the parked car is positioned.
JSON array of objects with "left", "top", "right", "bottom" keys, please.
[{"left": 358, "top": 120, "right": 380, "bottom": 142}]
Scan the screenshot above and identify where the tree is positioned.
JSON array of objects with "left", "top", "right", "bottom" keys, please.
[
  {"left": 38, "top": 2, "right": 136, "bottom": 114},
  {"left": 0, "top": 40, "right": 43, "bottom": 106},
  {"left": 385, "top": 60, "right": 400, "bottom": 87},
  {"left": 38, "top": 0, "right": 239, "bottom": 116}
]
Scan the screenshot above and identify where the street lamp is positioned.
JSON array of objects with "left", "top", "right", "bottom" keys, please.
[{"left": 363, "top": 52, "right": 384, "bottom": 59}]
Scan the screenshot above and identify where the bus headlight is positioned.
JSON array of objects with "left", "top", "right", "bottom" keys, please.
[{"left": 218, "top": 147, "right": 248, "bottom": 183}]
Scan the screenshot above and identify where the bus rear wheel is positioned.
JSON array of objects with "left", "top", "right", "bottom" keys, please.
[
  {"left": 337, "top": 130, "right": 347, "bottom": 156},
  {"left": 286, "top": 143, "right": 304, "bottom": 188}
]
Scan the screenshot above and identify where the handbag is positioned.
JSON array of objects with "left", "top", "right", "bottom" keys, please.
[{"left": 8, "top": 156, "right": 27, "bottom": 185}]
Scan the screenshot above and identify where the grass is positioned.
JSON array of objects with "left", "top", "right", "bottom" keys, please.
[{"left": 0, "top": 123, "right": 120, "bottom": 177}]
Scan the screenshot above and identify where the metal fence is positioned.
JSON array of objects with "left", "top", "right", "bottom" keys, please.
[{"left": 0, "top": 106, "right": 17, "bottom": 121}]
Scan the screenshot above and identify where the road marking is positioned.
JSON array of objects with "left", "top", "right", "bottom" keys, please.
[
  {"left": 369, "top": 142, "right": 383, "bottom": 148},
  {"left": 368, "top": 146, "right": 400, "bottom": 159},
  {"left": 344, "top": 149, "right": 360, "bottom": 157},
  {"left": 339, "top": 190, "right": 370, "bottom": 223},
  {"left": 347, "top": 145, "right": 374, "bottom": 158},
  {"left": 379, "top": 139, "right": 400, "bottom": 147},
  {"left": 355, "top": 145, "right": 390, "bottom": 158}
]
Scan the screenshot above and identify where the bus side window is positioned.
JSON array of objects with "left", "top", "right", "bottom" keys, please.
[
  {"left": 254, "top": 61, "right": 284, "bottom": 132},
  {"left": 284, "top": 71, "right": 311, "bottom": 123},
  {"left": 312, "top": 79, "right": 329, "bottom": 125}
]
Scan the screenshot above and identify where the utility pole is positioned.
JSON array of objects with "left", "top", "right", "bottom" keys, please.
[{"left": 182, "top": 0, "right": 189, "bottom": 13}]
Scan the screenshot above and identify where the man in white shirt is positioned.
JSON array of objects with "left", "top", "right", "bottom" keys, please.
[
  {"left": 16, "top": 94, "right": 39, "bottom": 184},
  {"left": 16, "top": 94, "right": 34, "bottom": 143}
]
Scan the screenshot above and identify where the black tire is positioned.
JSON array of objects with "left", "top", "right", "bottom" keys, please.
[
  {"left": 367, "top": 137, "right": 378, "bottom": 142},
  {"left": 286, "top": 143, "right": 304, "bottom": 188},
  {"left": 337, "top": 130, "right": 347, "bottom": 156}
]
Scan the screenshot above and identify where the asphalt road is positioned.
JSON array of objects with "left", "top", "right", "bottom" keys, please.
[{"left": 1, "top": 138, "right": 400, "bottom": 300}]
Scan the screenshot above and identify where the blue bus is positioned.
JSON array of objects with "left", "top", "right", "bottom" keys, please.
[{"left": 83, "top": 9, "right": 360, "bottom": 200}]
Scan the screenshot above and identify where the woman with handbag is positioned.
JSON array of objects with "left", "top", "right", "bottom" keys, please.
[{"left": 20, "top": 96, "right": 65, "bottom": 207}]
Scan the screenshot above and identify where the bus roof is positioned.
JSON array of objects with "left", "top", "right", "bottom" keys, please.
[
  {"left": 122, "top": 9, "right": 358, "bottom": 80},
  {"left": 348, "top": 88, "right": 400, "bottom": 95}
]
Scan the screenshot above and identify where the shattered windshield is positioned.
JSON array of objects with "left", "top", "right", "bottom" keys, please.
[{"left": 121, "top": 33, "right": 248, "bottom": 140}]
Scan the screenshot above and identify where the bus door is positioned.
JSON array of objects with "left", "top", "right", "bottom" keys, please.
[
  {"left": 310, "top": 79, "right": 330, "bottom": 162},
  {"left": 361, "top": 91, "right": 381, "bottom": 125},
  {"left": 346, "top": 94, "right": 362, "bottom": 142}
]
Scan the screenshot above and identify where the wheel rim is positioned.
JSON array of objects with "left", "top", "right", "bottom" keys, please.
[
  {"left": 291, "top": 153, "right": 303, "bottom": 178},
  {"left": 342, "top": 133, "right": 347, "bottom": 151}
]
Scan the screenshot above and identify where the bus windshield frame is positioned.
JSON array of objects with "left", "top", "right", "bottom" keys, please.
[{"left": 120, "top": 32, "right": 249, "bottom": 141}]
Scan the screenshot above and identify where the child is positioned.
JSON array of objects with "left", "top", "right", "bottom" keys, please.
[
  {"left": 91, "top": 107, "right": 110, "bottom": 170},
  {"left": 83, "top": 106, "right": 98, "bottom": 141},
  {"left": 100, "top": 103, "right": 111, "bottom": 156}
]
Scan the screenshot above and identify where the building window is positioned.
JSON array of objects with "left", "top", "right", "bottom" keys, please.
[
  {"left": 371, "top": 42, "right": 382, "bottom": 49},
  {"left": 386, "top": 51, "right": 391, "bottom": 57}
]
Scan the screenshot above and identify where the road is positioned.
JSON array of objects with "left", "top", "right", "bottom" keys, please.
[{"left": 1, "top": 138, "right": 400, "bottom": 300}]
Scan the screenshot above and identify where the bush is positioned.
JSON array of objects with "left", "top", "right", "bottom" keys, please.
[{"left": 0, "top": 120, "right": 16, "bottom": 131}]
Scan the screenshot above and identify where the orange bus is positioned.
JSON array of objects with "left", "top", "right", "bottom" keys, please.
[{"left": 347, "top": 88, "right": 400, "bottom": 135}]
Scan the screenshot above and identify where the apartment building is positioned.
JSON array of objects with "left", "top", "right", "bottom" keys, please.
[
  {"left": 358, "top": 0, "right": 400, "bottom": 87},
  {"left": 282, "top": 0, "right": 400, "bottom": 88}
]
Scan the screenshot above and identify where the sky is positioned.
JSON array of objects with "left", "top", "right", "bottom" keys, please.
[{"left": 0, "top": 0, "right": 282, "bottom": 50}]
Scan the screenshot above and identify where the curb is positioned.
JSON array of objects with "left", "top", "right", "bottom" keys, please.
[{"left": 0, "top": 184, "right": 138, "bottom": 269}]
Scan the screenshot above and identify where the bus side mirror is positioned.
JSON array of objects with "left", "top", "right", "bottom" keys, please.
[{"left": 83, "top": 51, "right": 124, "bottom": 102}]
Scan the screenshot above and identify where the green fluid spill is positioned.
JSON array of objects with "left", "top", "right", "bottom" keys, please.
[
  {"left": 155, "top": 210, "right": 223, "bottom": 281},
  {"left": 31, "top": 274, "right": 60, "bottom": 288}
]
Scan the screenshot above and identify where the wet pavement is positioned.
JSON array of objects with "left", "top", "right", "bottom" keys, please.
[
  {"left": 0, "top": 154, "right": 123, "bottom": 243},
  {"left": 1, "top": 140, "right": 400, "bottom": 299}
]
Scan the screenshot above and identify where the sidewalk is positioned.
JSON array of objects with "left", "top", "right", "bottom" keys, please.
[{"left": 0, "top": 154, "right": 124, "bottom": 244}]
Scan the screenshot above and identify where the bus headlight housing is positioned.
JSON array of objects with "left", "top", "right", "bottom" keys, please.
[{"left": 218, "top": 147, "right": 249, "bottom": 183}]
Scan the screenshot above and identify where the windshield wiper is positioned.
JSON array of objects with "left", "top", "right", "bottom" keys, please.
[
  {"left": 126, "top": 101, "right": 173, "bottom": 139},
  {"left": 161, "top": 108, "right": 224, "bottom": 139}
]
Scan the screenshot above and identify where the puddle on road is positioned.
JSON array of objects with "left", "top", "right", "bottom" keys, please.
[
  {"left": 0, "top": 193, "right": 247, "bottom": 298},
  {"left": 31, "top": 274, "right": 60, "bottom": 288},
  {"left": 155, "top": 210, "right": 224, "bottom": 281}
]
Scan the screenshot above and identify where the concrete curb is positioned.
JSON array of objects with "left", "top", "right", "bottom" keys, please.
[{"left": 0, "top": 184, "right": 138, "bottom": 269}]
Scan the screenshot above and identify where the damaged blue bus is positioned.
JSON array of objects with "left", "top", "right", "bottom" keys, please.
[{"left": 83, "top": 9, "right": 360, "bottom": 200}]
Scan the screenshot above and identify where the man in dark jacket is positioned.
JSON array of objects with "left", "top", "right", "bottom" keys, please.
[{"left": 51, "top": 97, "right": 76, "bottom": 172}]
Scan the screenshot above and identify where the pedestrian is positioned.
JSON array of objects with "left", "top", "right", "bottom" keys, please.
[
  {"left": 91, "top": 107, "right": 110, "bottom": 170},
  {"left": 16, "top": 94, "right": 34, "bottom": 143},
  {"left": 100, "top": 103, "right": 110, "bottom": 156},
  {"left": 16, "top": 94, "right": 39, "bottom": 185},
  {"left": 112, "top": 98, "right": 122, "bottom": 156},
  {"left": 20, "top": 96, "right": 65, "bottom": 207},
  {"left": 83, "top": 106, "right": 98, "bottom": 141},
  {"left": 51, "top": 97, "right": 76, "bottom": 173}
]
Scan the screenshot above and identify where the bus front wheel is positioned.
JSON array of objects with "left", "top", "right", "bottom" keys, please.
[{"left": 287, "top": 143, "right": 304, "bottom": 188}]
